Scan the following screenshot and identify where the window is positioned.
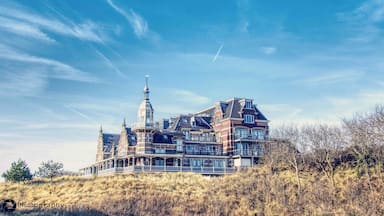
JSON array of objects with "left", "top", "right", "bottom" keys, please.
[
  {"left": 252, "top": 129, "right": 265, "bottom": 140},
  {"left": 245, "top": 101, "right": 252, "bottom": 109},
  {"left": 216, "top": 132, "right": 221, "bottom": 142},
  {"left": 191, "top": 159, "right": 202, "bottom": 167},
  {"left": 201, "top": 133, "right": 208, "bottom": 141},
  {"left": 258, "top": 130, "right": 265, "bottom": 140},
  {"left": 176, "top": 139, "right": 183, "bottom": 152},
  {"left": 235, "top": 128, "right": 249, "bottom": 139},
  {"left": 244, "top": 114, "right": 254, "bottom": 123},
  {"left": 183, "top": 131, "right": 190, "bottom": 140},
  {"left": 154, "top": 148, "right": 165, "bottom": 154},
  {"left": 214, "top": 160, "right": 223, "bottom": 167},
  {"left": 235, "top": 143, "right": 248, "bottom": 155}
]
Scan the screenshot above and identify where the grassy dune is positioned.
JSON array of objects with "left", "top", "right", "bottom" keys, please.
[{"left": 1, "top": 167, "right": 384, "bottom": 215}]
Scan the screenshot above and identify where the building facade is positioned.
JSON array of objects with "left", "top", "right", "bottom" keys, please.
[{"left": 81, "top": 77, "right": 269, "bottom": 176}]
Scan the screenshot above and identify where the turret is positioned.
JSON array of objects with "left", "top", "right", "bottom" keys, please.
[
  {"left": 134, "top": 76, "right": 154, "bottom": 154},
  {"left": 137, "top": 75, "right": 154, "bottom": 128}
]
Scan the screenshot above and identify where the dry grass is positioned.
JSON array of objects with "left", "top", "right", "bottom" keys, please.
[{"left": 1, "top": 167, "right": 384, "bottom": 215}]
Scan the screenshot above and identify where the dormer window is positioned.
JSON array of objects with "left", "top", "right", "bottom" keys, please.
[
  {"left": 244, "top": 114, "right": 254, "bottom": 123},
  {"left": 245, "top": 101, "right": 252, "bottom": 109}
]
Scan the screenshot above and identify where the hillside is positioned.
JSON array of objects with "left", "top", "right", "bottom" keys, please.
[{"left": 1, "top": 166, "right": 384, "bottom": 215}]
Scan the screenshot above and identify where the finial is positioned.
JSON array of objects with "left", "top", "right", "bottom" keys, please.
[{"left": 144, "top": 75, "right": 150, "bottom": 100}]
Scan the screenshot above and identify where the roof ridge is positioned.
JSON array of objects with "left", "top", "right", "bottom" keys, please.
[
  {"left": 195, "top": 105, "right": 215, "bottom": 115},
  {"left": 173, "top": 116, "right": 181, "bottom": 130},
  {"left": 199, "top": 116, "right": 213, "bottom": 129},
  {"left": 229, "top": 99, "right": 235, "bottom": 118}
]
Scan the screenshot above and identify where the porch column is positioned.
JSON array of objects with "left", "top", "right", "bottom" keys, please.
[{"left": 164, "top": 157, "right": 167, "bottom": 171}]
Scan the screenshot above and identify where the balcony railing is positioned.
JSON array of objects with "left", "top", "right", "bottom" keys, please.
[
  {"left": 234, "top": 135, "right": 265, "bottom": 141},
  {"left": 233, "top": 149, "right": 263, "bottom": 156},
  {"left": 83, "top": 165, "right": 234, "bottom": 176}
]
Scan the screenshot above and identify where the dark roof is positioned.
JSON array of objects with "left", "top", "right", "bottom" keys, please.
[
  {"left": 220, "top": 98, "right": 268, "bottom": 121},
  {"left": 153, "top": 132, "right": 173, "bottom": 144},
  {"left": 102, "top": 133, "right": 120, "bottom": 152},
  {"left": 255, "top": 106, "right": 268, "bottom": 121},
  {"left": 125, "top": 127, "right": 137, "bottom": 145},
  {"left": 169, "top": 115, "right": 213, "bottom": 131}
]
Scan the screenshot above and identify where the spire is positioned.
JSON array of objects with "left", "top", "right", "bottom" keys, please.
[
  {"left": 144, "top": 75, "right": 150, "bottom": 100},
  {"left": 99, "top": 125, "right": 103, "bottom": 133},
  {"left": 122, "top": 118, "right": 126, "bottom": 128}
]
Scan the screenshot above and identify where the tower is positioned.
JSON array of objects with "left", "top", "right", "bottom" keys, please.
[{"left": 134, "top": 76, "right": 154, "bottom": 154}]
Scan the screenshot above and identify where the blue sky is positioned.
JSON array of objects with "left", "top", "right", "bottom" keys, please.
[{"left": 1, "top": 0, "right": 384, "bottom": 176}]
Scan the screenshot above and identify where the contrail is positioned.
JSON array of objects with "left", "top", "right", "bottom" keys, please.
[
  {"left": 212, "top": 44, "right": 224, "bottom": 63},
  {"left": 94, "top": 49, "right": 126, "bottom": 78},
  {"left": 65, "top": 105, "right": 95, "bottom": 123}
]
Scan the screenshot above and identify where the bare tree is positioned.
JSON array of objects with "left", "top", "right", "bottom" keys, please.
[
  {"left": 304, "top": 124, "right": 345, "bottom": 190},
  {"left": 343, "top": 105, "right": 384, "bottom": 188},
  {"left": 270, "top": 125, "right": 307, "bottom": 194}
]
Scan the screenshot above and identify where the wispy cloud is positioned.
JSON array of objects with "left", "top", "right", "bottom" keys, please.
[
  {"left": 0, "top": 44, "right": 98, "bottom": 83},
  {"left": 261, "top": 46, "right": 277, "bottom": 55},
  {"left": 299, "top": 70, "right": 364, "bottom": 85},
  {"left": 0, "top": 44, "right": 100, "bottom": 96},
  {"left": 353, "top": 0, "right": 384, "bottom": 23},
  {"left": 327, "top": 88, "right": 384, "bottom": 117},
  {"left": 156, "top": 105, "right": 198, "bottom": 116},
  {"left": 212, "top": 44, "right": 224, "bottom": 62},
  {"left": 172, "top": 89, "right": 211, "bottom": 105},
  {"left": 337, "top": 0, "right": 384, "bottom": 43},
  {"left": 0, "top": 70, "right": 47, "bottom": 96},
  {"left": 260, "top": 104, "right": 303, "bottom": 121},
  {"left": 260, "top": 103, "right": 341, "bottom": 127},
  {"left": 0, "top": 16, "right": 55, "bottom": 43},
  {"left": 66, "top": 99, "right": 137, "bottom": 116},
  {"left": 106, "top": 0, "right": 148, "bottom": 38},
  {"left": 0, "top": 3, "right": 107, "bottom": 43}
]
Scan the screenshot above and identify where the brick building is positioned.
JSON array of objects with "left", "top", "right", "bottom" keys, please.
[{"left": 81, "top": 77, "right": 269, "bottom": 175}]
